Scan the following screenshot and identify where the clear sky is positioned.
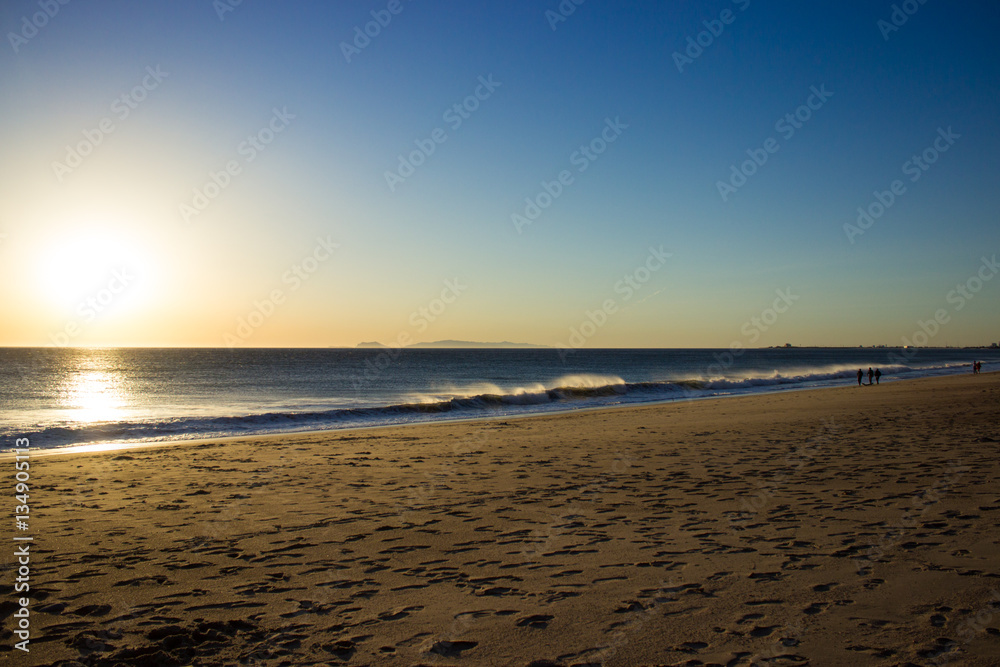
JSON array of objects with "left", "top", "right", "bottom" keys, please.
[{"left": 2, "top": 0, "right": 998, "bottom": 348}]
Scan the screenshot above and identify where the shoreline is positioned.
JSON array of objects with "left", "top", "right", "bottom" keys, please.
[
  {"left": 10, "top": 369, "right": 989, "bottom": 460},
  {"left": 13, "top": 371, "right": 1000, "bottom": 664}
]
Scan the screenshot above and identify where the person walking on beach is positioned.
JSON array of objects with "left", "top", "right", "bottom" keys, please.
[
  {"left": 857, "top": 369, "right": 863, "bottom": 386},
  {"left": 875, "top": 368, "right": 881, "bottom": 385},
  {"left": 867, "top": 367, "right": 874, "bottom": 385}
]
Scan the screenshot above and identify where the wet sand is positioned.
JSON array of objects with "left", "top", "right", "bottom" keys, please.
[{"left": 4, "top": 372, "right": 1000, "bottom": 665}]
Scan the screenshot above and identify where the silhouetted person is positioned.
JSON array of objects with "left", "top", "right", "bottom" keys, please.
[
  {"left": 867, "top": 367, "right": 874, "bottom": 385},
  {"left": 857, "top": 369, "right": 863, "bottom": 386},
  {"left": 875, "top": 368, "right": 881, "bottom": 385}
]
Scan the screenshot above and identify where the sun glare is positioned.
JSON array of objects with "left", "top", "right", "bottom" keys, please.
[
  {"left": 36, "top": 230, "right": 153, "bottom": 317},
  {"left": 61, "top": 369, "right": 127, "bottom": 424}
]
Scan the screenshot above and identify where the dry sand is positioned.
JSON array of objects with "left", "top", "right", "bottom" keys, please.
[{"left": 3, "top": 372, "right": 1000, "bottom": 666}]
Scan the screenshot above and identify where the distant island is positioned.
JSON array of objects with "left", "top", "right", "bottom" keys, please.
[{"left": 356, "top": 340, "right": 550, "bottom": 349}]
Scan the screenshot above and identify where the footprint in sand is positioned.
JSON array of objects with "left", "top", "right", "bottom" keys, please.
[
  {"left": 474, "top": 586, "right": 515, "bottom": 597},
  {"left": 70, "top": 604, "right": 113, "bottom": 617},
  {"left": 551, "top": 569, "right": 583, "bottom": 578},
  {"left": 737, "top": 613, "right": 765, "bottom": 624},
  {"left": 846, "top": 644, "right": 898, "bottom": 658},
  {"left": 745, "top": 599, "right": 785, "bottom": 607},
  {"left": 321, "top": 639, "right": 356, "bottom": 659},
  {"left": 427, "top": 639, "right": 478, "bottom": 657},
  {"left": 67, "top": 629, "right": 123, "bottom": 653},
  {"left": 516, "top": 614, "right": 554, "bottom": 629},
  {"left": 378, "top": 605, "right": 424, "bottom": 621},
  {"left": 671, "top": 641, "right": 710, "bottom": 653},
  {"left": 929, "top": 608, "right": 950, "bottom": 627},
  {"left": 863, "top": 578, "right": 885, "bottom": 590}
]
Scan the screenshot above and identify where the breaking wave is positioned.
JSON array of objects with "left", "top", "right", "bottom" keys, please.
[{"left": 14, "top": 361, "right": 979, "bottom": 450}]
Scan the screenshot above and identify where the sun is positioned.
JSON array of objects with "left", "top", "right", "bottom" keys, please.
[{"left": 36, "top": 231, "right": 150, "bottom": 315}]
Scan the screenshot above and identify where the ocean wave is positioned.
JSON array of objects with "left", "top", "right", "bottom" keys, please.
[{"left": 8, "top": 361, "right": 982, "bottom": 449}]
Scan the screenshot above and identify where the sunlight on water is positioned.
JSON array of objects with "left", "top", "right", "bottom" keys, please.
[
  {"left": 59, "top": 368, "right": 127, "bottom": 424},
  {"left": 2, "top": 347, "right": 997, "bottom": 451}
]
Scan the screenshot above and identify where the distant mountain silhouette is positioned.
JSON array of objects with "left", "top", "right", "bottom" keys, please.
[{"left": 356, "top": 340, "right": 549, "bottom": 349}]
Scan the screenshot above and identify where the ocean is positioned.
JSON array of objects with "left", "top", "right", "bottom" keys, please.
[{"left": 2, "top": 347, "right": 997, "bottom": 451}]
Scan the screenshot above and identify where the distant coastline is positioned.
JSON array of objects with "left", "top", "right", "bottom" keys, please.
[
  {"left": 356, "top": 340, "right": 551, "bottom": 349},
  {"left": 352, "top": 341, "right": 998, "bottom": 350}
]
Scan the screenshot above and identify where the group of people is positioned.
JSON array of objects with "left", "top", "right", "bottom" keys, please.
[
  {"left": 857, "top": 367, "right": 881, "bottom": 386},
  {"left": 855, "top": 362, "right": 984, "bottom": 386}
]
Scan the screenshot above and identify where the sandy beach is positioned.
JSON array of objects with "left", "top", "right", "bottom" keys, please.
[{"left": 4, "top": 372, "right": 1000, "bottom": 666}]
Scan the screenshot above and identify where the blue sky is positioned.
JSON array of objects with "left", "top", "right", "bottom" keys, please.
[{"left": 1, "top": 0, "right": 998, "bottom": 347}]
